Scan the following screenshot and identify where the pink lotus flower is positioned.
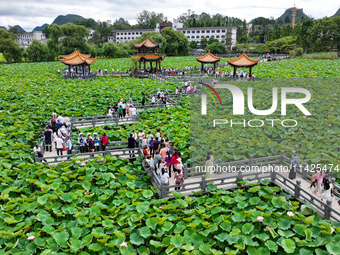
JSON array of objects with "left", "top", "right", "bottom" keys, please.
[
  {"left": 257, "top": 216, "right": 264, "bottom": 222},
  {"left": 287, "top": 212, "right": 294, "bottom": 217},
  {"left": 295, "top": 145, "right": 299, "bottom": 148},
  {"left": 266, "top": 226, "right": 270, "bottom": 230},
  {"left": 328, "top": 124, "right": 332, "bottom": 127},
  {"left": 81, "top": 162, "right": 86, "bottom": 166},
  {"left": 159, "top": 121, "right": 162, "bottom": 123},
  {"left": 118, "top": 130, "right": 121, "bottom": 132},
  {"left": 27, "top": 236, "right": 35, "bottom": 241},
  {"left": 145, "top": 125, "right": 148, "bottom": 127},
  {"left": 120, "top": 242, "right": 128, "bottom": 248}
]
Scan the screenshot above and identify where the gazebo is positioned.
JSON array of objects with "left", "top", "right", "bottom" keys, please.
[
  {"left": 132, "top": 36, "right": 165, "bottom": 71},
  {"left": 59, "top": 49, "right": 97, "bottom": 76},
  {"left": 228, "top": 51, "right": 258, "bottom": 77},
  {"left": 196, "top": 50, "right": 221, "bottom": 71}
]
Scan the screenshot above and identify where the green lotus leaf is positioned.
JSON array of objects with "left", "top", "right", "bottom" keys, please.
[{"left": 281, "top": 238, "right": 296, "bottom": 253}]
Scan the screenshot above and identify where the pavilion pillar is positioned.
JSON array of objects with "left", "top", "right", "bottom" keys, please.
[
  {"left": 201, "top": 63, "right": 203, "bottom": 71},
  {"left": 233, "top": 66, "right": 236, "bottom": 77},
  {"left": 150, "top": 62, "right": 153, "bottom": 72},
  {"left": 83, "top": 64, "right": 85, "bottom": 76},
  {"left": 249, "top": 67, "right": 252, "bottom": 77}
]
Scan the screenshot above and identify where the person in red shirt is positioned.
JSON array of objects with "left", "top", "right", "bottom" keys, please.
[
  {"left": 142, "top": 145, "right": 149, "bottom": 156},
  {"left": 101, "top": 133, "right": 109, "bottom": 151}
]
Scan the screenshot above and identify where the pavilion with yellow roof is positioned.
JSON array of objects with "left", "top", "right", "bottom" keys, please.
[
  {"left": 59, "top": 49, "right": 97, "bottom": 76},
  {"left": 196, "top": 50, "right": 221, "bottom": 71},
  {"left": 228, "top": 51, "right": 258, "bottom": 77},
  {"left": 132, "top": 36, "right": 165, "bottom": 71}
]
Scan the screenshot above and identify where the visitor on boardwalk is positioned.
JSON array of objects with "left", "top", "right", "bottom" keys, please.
[
  {"left": 66, "top": 136, "right": 72, "bottom": 158},
  {"left": 128, "top": 133, "right": 137, "bottom": 158},
  {"left": 146, "top": 156, "right": 155, "bottom": 170},
  {"left": 78, "top": 133, "right": 86, "bottom": 153},
  {"left": 160, "top": 168, "right": 169, "bottom": 185},
  {"left": 34, "top": 144, "right": 44, "bottom": 158},
  {"left": 314, "top": 168, "right": 325, "bottom": 195},
  {"left": 107, "top": 107, "right": 113, "bottom": 123},
  {"left": 156, "top": 159, "right": 166, "bottom": 179},
  {"left": 289, "top": 151, "right": 299, "bottom": 179},
  {"left": 138, "top": 130, "right": 145, "bottom": 144},
  {"left": 321, "top": 178, "right": 334, "bottom": 205},
  {"left": 93, "top": 133, "right": 100, "bottom": 151},
  {"left": 44, "top": 126, "right": 53, "bottom": 152},
  {"left": 142, "top": 145, "right": 149, "bottom": 157},
  {"left": 154, "top": 151, "right": 162, "bottom": 166},
  {"left": 129, "top": 105, "right": 137, "bottom": 116},
  {"left": 149, "top": 137, "right": 155, "bottom": 156},
  {"left": 153, "top": 137, "right": 161, "bottom": 157},
  {"left": 174, "top": 168, "right": 184, "bottom": 191},
  {"left": 64, "top": 114, "right": 71, "bottom": 127},
  {"left": 101, "top": 133, "right": 109, "bottom": 151},
  {"left": 55, "top": 135, "right": 64, "bottom": 156},
  {"left": 310, "top": 172, "right": 317, "bottom": 188}
]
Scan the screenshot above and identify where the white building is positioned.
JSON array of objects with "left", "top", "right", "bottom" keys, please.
[
  {"left": 15, "top": 31, "right": 47, "bottom": 48},
  {"left": 108, "top": 23, "right": 237, "bottom": 50},
  {"left": 177, "top": 26, "right": 237, "bottom": 50},
  {"left": 108, "top": 29, "right": 154, "bottom": 43}
]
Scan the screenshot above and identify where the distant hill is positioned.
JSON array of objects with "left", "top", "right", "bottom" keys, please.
[
  {"left": 33, "top": 23, "right": 49, "bottom": 31},
  {"left": 52, "top": 14, "right": 85, "bottom": 26},
  {"left": 331, "top": 8, "right": 340, "bottom": 17},
  {"left": 277, "top": 8, "right": 308, "bottom": 23},
  {"left": 0, "top": 26, "right": 6, "bottom": 30},
  {"left": 14, "top": 25, "right": 26, "bottom": 33}
]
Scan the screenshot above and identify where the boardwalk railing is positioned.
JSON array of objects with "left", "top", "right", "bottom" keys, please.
[
  {"left": 35, "top": 147, "right": 142, "bottom": 164},
  {"left": 149, "top": 154, "right": 340, "bottom": 221},
  {"left": 71, "top": 141, "right": 128, "bottom": 153},
  {"left": 70, "top": 114, "right": 140, "bottom": 128}
]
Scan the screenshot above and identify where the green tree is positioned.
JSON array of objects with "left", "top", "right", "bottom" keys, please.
[
  {"left": 136, "top": 10, "right": 167, "bottom": 29},
  {"left": 265, "top": 36, "right": 296, "bottom": 53},
  {"left": 206, "top": 41, "right": 226, "bottom": 54},
  {"left": 208, "top": 37, "right": 219, "bottom": 45},
  {"left": 200, "top": 37, "right": 208, "bottom": 49},
  {"left": 236, "top": 27, "right": 248, "bottom": 43},
  {"left": 307, "top": 17, "right": 339, "bottom": 52},
  {"left": 74, "top": 18, "right": 97, "bottom": 29},
  {"left": 189, "top": 41, "right": 197, "bottom": 49},
  {"left": 113, "top": 18, "right": 131, "bottom": 30},
  {"left": 45, "top": 24, "right": 63, "bottom": 58},
  {"left": 0, "top": 28, "right": 22, "bottom": 63},
  {"left": 161, "top": 27, "right": 189, "bottom": 56},
  {"left": 102, "top": 42, "right": 117, "bottom": 58},
  {"left": 89, "top": 22, "right": 111, "bottom": 46},
  {"left": 60, "top": 23, "right": 90, "bottom": 54},
  {"left": 26, "top": 39, "right": 50, "bottom": 62}
]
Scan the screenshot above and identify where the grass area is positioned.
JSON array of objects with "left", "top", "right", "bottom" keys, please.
[{"left": 300, "top": 52, "right": 339, "bottom": 60}]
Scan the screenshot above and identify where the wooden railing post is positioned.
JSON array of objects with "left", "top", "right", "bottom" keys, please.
[
  {"left": 295, "top": 180, "right": 301, "bottom": 199},
  {"left": 249, "top": 155, "right": 254, "bottom": 168},
  {"left": 183, "top": 163, "right": 188, "bottom": 179},
  {"left": 324, "top": 200, "right": 332, "bottom": 220},
  {"left": 301, "top": 163, "right": 308, "bottom": 179},
  {"left": 271, "top": 170, "right": 276, "bottom": 183},
  {"left": 160, "top": 184, "right": 167, "bottom": 198},
  {"left": 115, "top": 115, "right": 119, "bottom": 125},
  {"left": 280, "top": 150, "right": 285, "bottom": 165},
  {"left": 201, "top": 175, "right": 207, "bottom": 192},
  {"left": 236, "top": 170, "right": 242, "bottom": 186}
]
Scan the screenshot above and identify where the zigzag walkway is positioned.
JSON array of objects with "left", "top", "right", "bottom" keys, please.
[{"left": 35, "top": 90, "right": 194, "bottom": 163}]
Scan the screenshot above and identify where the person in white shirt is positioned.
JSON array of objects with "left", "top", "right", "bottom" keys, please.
[
  {"left": 33, "top": 144, "right": 43, "bottom": 157},
  {"left": 55, "top": 135, "right": 64, "bottom": 156},
  {"left": 129, "top": 105, "right": 137, "bottom": 116},
  {"left": 156, "top": 160, "right": 167, "bottom": 179},
  {"left": 146, "top": 156, "right": 154, "bottom": 169},
  {"left": 151, "top": 95, "right": 156, "bottom": 105},
  {"left": 57, "top": 113, "right": 64, "bottom": 124},
  {"left": 132, "top": 130, "right": 138, "bottom": 142},
  {"left": 66, "top": 136, "right": 72, "bottom": 158},
  {"left": 121, "top": 102, "right": 126, "bottom": 117},
  {"left": 138, "top": 130, "right": 145, "bottom": 144},
  {"left": 107, "top": 107, "right": 113, "bottom": 123},
  {"left": 160, "top": 168, "right": 169, "bottom": 185},
  {"left": 64, "top": 114, "right": 71, "bottom": 127}
]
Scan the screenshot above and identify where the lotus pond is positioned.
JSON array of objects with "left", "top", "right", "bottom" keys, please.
[{"left": 0, "top": 58, "right": 339, "bottom": 254}]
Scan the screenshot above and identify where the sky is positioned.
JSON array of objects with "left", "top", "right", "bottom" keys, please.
[{"left": 0, "top": 0, "right": 339, "bottom": 31}]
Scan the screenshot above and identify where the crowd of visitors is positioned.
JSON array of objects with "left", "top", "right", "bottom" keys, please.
[
  {"left": 127, "top": 128, "right": 185, "bottom": 189},
  {"left": 78, "top": 132, "right": 109, "bottom": 153}
]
